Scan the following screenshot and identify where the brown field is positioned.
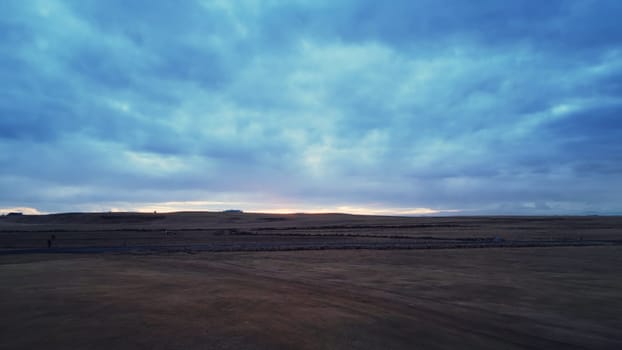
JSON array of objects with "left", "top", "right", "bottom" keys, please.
[{"left": 1, "top": 213, "right": 621, "bottom": 349}]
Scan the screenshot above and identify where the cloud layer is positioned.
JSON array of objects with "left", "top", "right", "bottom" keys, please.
[{"left": 1, "top": 0, "right": 622, "bottom": 214}]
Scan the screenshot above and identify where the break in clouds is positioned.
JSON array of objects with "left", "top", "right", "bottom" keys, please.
[{"left": 1, "top": 0, "right": 622, "bottom": 215}]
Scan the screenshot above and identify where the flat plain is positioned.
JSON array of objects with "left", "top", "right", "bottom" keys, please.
[{"left": 1, "top": 213, "right": 621, "bottom": 349}]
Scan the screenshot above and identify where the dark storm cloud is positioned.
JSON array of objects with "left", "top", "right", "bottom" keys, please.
[{"left": 1, "top": 0, "right": 621, "bottom": 214}]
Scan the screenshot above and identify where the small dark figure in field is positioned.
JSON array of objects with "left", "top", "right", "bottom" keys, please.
[{"left": 47, "top": 239, "right": 52, "bottom": 248}]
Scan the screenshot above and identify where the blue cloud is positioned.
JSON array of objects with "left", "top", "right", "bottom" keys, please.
[{"left": 1, "top": 0, "right": 621, "bottom": 214}]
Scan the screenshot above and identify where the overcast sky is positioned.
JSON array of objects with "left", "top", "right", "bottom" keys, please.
[{"left": 1, "top": 0, "right": 622, "bottom": 215}]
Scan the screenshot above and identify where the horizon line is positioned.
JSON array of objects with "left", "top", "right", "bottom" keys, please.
[{"left": 2, "top": 209, "right": 620, "bottom": 218}]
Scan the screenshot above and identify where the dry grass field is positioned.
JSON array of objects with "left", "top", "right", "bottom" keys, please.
[{"left": 1, "top": 213, "right": 621, "bottom": 349}]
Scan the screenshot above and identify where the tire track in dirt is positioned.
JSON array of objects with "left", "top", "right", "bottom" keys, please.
[{"left": 202, "top": 260, "right": 594, "bottom": 350}]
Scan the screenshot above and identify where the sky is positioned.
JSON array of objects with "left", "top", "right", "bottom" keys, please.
[{"left": 1, "top": 0, "right": 622, "bottom": 215}]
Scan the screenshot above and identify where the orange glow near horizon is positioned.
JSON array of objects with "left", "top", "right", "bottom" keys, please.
[
  {"left": 2, "top": 203, "right": 462, "bottom": 216},
  {"left": 128, "top": 203, "right": 462, "bottom": 216}
]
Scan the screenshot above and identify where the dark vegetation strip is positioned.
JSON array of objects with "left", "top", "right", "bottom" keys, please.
[
  {"left": 0, "top": 236, "right": 503, "bottom": 249},
  {"left": 253, "top": 224, "right": 471, "bottom": 230},
  {"left": 224, "top": 231, "right": 495, "bottom": 241},
  {"left": 0, "top": 229, "right": 602, "bottom": 242},
  {"left": 0, "top": 224, "right": 473, "bottom": 234},
  {"left": 1, "top": 239, "right": 620, "bottom": 255}
]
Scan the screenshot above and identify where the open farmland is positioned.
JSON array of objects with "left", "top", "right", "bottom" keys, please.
[
  {"left": 1, "top": 212, "right": 621, "bottom": 253},
  {"left": 1, "top": 213, "right": 621, "bottom": 349}
]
